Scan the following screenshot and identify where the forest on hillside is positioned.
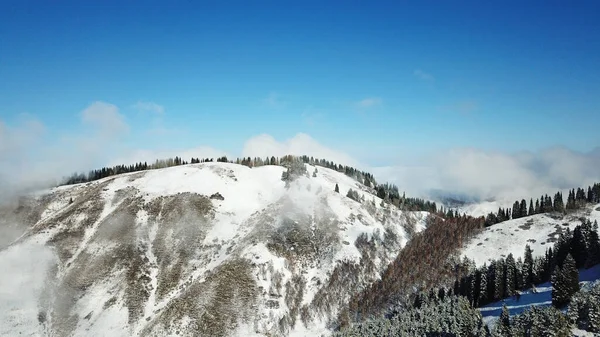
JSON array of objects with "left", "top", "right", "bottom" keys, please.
[
  {"left": 62, "top": 155, "right": 438, "bottom": 213},
  {"left": 485, "top": 184, "right": 600, "bottom": 227},
  {"left": 338, "top": 218, "right": 600, "bottom": 336}
]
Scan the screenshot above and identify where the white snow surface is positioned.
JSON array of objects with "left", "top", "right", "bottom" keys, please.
[
  {"left": 462, "top": 204, "right": 600, "bottom": 267},
  {"left": 0, "top": 240, "right": 57, "bottom": 337},
  {"left": 0, "top": 162, "right": 427, "bottom": 337}
]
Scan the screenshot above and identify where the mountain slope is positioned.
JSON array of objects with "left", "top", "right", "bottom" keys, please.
[
  {"left": 461, "top": 204, "right": 600, "bottom": 266},
  {"left": 0, "top": 162, "right": 427, "bottom": 337}
]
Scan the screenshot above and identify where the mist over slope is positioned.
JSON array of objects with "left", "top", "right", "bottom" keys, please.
[{"left": 0, "top": 161, "right": 427, "bottom": 337}]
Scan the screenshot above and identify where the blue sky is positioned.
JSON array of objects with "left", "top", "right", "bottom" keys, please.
[{"left": 1, "top": 0, "right": 600, "bottom": 169}]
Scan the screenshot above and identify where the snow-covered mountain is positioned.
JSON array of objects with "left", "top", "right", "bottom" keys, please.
[{"left": 0, "top": 162, "right": 428, "bottom": 337}]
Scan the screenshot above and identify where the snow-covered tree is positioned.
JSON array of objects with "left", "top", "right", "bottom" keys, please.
[
  {"left": 479, "top": 264, "right": 488, "bottom": 305},
  {"left": 505, "top": 253, "right": 517, "bottom": 297},
  {"left": 523, "top": 244, "right": 534, "bottom": 288},
  {"left": 493, "top": 304, "right": 511, "bottom": 336},
  {"left": 552, "top": 254, "right": 579, "bottom": 307},
  {"left": 586, "top": 228, "right": 600, "bottom": 268},
  {"left": 494, "top": 260, "right": 505, "bottom": 301}
]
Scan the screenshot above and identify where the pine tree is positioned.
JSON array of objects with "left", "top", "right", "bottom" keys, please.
[
  {"left": 515, "top": 257, "right": 524, "bottom": 291},
  {"left": 505, "top": 253, "right": 517, "bottom": 297},
  {"left": 564, "top": 253, "right": 580, "bottom": 299},
  {"left": 586, "top": 228, "right": 600, "bottom": 268},
  {"left": 571, "top": 226, "right": 588, "bottom": 268},
  {"left": 523, "top": 245, "right": 534, "bottom": 288},
  {"left": 544, "top": 247, "right": 555, "bottom": 282},
  {"left": 335, "top": 183, "right": 340, "bottom": 193},
  {"left": 479, "top": 265, "right": 488, "bottom": 305},
  {"left": 567, "top": 189, "right": 576, "bottom": 210},
  {"left": 494, "top": 260, "right": 505, "bottom": 301},
  {"left": 520, "top": 199, "right": 527, "bottom": 218},
  {"left": 528, "top": 198, "right": 534, "bottom": 216},
  {"left": 553, "top": 191, "right": 562, "bottom": 212},
  {"left": 554, "top": 231, "right": 571, "bottom": 268},
  {"left": 495, "top": 304, "right": 511, "bottom": 336},
  {"left": 487, "top": 262, "right": 496, "bottom": 303},
  {"left": 512, "top": 201, "right": 521, "bottom": 219},
  {"left": 551, "top": 265, "right": 564, "bottom": 306},
  {"left": 552, "top": 254, "right": 579, "bottom": 307}
]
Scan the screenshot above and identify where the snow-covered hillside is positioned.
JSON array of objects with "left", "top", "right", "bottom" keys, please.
[
  {"left": 462, "top": 204, "right": 600, "bottom": 266},
  {"left": 0, "top": 162, "right": 427, "bottom": 337}
]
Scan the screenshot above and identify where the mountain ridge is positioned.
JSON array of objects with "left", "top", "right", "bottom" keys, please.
[{"left": 0, "top": 161, "right": 428, "bottom": 337}]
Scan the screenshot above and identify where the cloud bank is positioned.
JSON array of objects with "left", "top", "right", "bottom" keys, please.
[
  {"left": 81, "top": 101, "right": 129, "bottom": 136},
  {"left": 0, "top": 102, "right": 132, "bottom": 197},
  {"left": 356, "top": 97, "right": 382, "bottom": 109},
  {"left": 132, "top": 101, "right": 165, "bottom": 115},
  {"left": 414, "top": 69, "right": 434, "bottom": 81},
  {"left": 372, "top": 147, "right": 600, "bottom": 205},
  {"left": 1, "top": 104, "right": 599, "bottom": 209},
  {"left": 242, "top": 133, "right": 360, "bottom": 168}
]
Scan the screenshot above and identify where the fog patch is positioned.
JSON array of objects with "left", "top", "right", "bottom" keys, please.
[
  {"left": 372, "top": 146, "right": 600, "bottom": 205},
  {"left": 0, "top": 240, "right": 57, "bottom": 336}
]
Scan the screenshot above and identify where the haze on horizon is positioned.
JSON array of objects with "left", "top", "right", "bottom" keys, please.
[{"left": 1, "top": 1, "right": 599, "bottom": 203}]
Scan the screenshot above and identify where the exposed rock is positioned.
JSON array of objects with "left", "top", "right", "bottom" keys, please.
[
  {"left": 210, "top": 192, "right": 225, "bottom": 200},
  {"left": 265, "top": 299, "right": 280, "bottom": 309}
]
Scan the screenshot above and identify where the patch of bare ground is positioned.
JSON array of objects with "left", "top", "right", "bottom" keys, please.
[
  {"left": 144, "top": 193, "right": 215, "bottom": 300},
  {"left": 343, "top": 215, "right": 485, "bottom": 326},
  {"left": 518, "top": 219, "right": 534, "bottom": 230},
  {"left": 49, "top": 195, "right": 145, "bottom": 334},
  {"left": 309, "top": 231, "right": 395, "bottom": 330},
  {"left": 0, "top": 193, "right": 54, "bottom": 247},
  {"left": 546, "top": 212, "right": 565, "bottom": 221},
  {"left": 142, "top": 259, "right": 257, "bottom": 337},
  {"left": 45, "top": 185, "right": 107, "bottom": 262},
  {"left": 266, "top": 215, "right": 339, "bottom": 265},
  {"left": 127, "top": 172, "right": 146, "bottom": 182},
  {"left": 208, "top": 165, "right": 238, "bottom": 181},
  {"left": 546, "top": 223, "right": 568, "bottom": 243},
  {"left": 112, "top": 186, "right": 139, "bottom": 205}
]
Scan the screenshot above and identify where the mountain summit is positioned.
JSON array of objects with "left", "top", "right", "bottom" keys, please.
[{"left": 0, "top": 160, "right": 427, "bottom": 337}]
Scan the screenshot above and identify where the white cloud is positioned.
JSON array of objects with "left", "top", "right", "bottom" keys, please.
[
  {"left": 414, "top": 69, "right": 434, "bottom": 81},
  {"left": 0, "top": 241, "right": 57, "bottom": 333},
  {"left": 108, "top": 146, "right": 230, "bottom": 167},
  {"left": 242, "top": 133, "right": 360, "bottom": 168},
  {"left": 356, "top": 97, "right": 382, "bottom": 109},
  {"left": 262, "top": 92, "right": 286, "bottom": 109},
  {"left": 372, "top": 147, "right": 600, "bottom": 205},
  {"left": 0, "top": 114, "right": 45, "bottom": 157},
  {"left": 145, "top": 126, "right": 181, "bottom": 136},
  {"left": 301, "top": 106, "right": 325, "bottom": 126},
  {"left": 440, "top": 100, "right": 479, "bottom": 116},
  {"left": 0, "top": 102, "right": 132, "bottom": 197},
  {"left": 132, "top": 101, "right": 165, "bottom": 114},
  {"left": 81, "top": 101, "right": 129, "bottom": 136},
  {"left": 2, "top": 102, "right": 599, "bottom": 214}
]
